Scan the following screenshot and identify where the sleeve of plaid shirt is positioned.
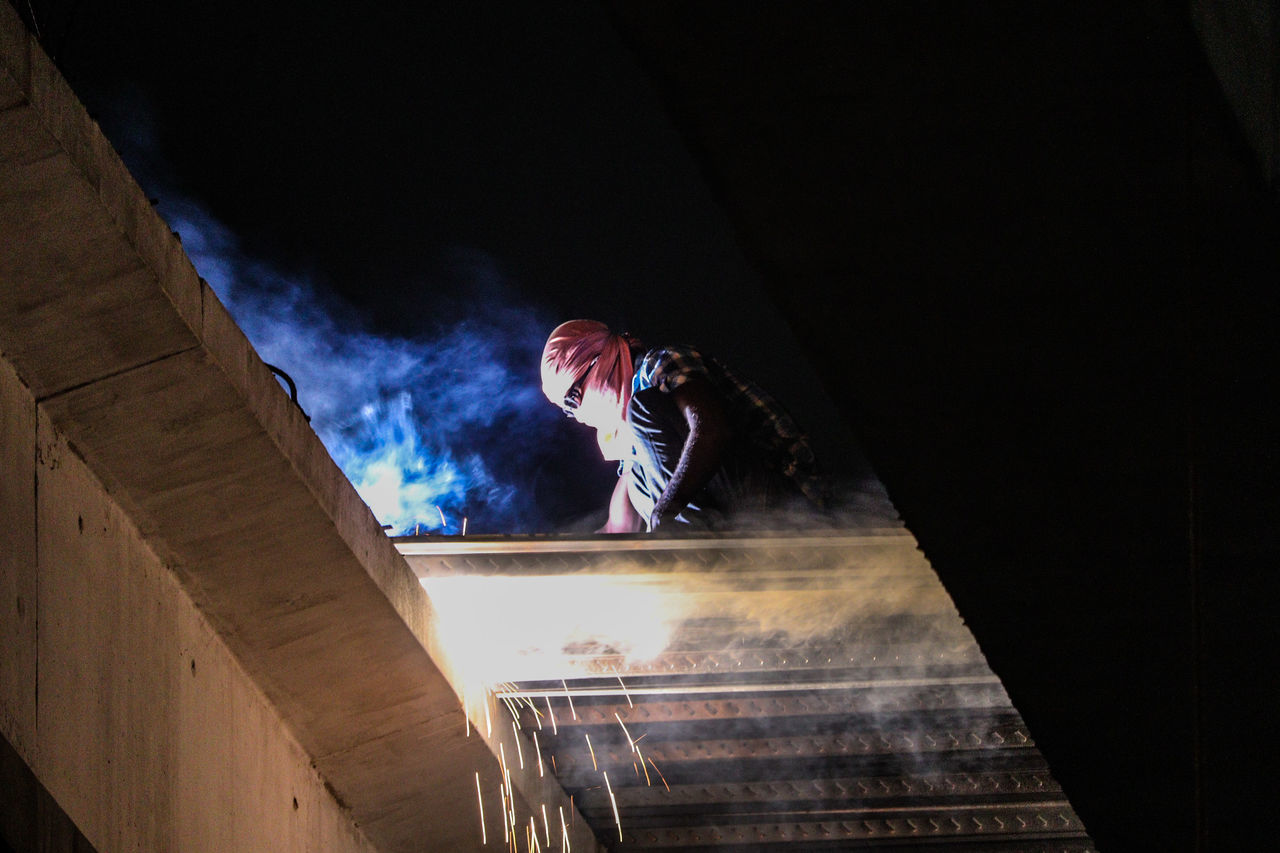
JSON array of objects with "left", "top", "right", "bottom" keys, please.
[{"left": 632, "top": 346, "right": 710, "bottom": 396}]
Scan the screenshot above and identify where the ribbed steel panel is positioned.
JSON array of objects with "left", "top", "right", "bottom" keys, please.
[{"left": 399, "top": 532, "right": 1093, "bottom": 851}]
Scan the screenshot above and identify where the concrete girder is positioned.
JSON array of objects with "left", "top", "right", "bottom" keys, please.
[{"left": 0, "top": 6, "right": 593, "bottom": 850}]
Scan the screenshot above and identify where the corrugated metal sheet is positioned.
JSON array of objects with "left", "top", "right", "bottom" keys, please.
[{"left": 399, "top": 531, "right": 1093, "bottom": 851}]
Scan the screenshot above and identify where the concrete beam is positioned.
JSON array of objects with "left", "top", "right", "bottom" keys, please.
[{"left": 0, "top": 6, "right": 592, "bottom": 850}]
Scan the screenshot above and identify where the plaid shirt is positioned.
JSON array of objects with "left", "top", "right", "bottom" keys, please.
[{"left": 632, "top": 345, "right": 825, "bottom": 507}]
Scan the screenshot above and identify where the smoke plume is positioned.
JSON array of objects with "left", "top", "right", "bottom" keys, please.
[{"left": 166, "top": 199, "right": 573, "bottom": 533}]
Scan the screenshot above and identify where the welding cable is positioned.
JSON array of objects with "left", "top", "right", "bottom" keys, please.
[{"left": 265, "top": 363, "right": 311, "bottom": 422}]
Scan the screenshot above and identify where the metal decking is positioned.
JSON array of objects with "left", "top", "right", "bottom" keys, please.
[{"left": 398, "top": 531, "right": 1093, "bottom": 851}]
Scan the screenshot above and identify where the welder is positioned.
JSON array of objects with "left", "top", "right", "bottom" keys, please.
[{"left": 540, "top": 320, "right": 826, "bottom": 532}]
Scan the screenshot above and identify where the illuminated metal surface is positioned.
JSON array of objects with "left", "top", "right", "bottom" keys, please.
[{"left": 399, "top": 532, "right": 1094, "bottom": 851}]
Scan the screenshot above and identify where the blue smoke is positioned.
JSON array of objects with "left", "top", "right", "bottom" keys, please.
[
  {"left": 86, "top": 88, "right": 610, "bottom": 533},
  {"left": 164, "top": 199, "right": 570, "bottom": 534}
]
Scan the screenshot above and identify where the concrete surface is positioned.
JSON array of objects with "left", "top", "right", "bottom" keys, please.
[
  {"left": 1, "top": 4, "right": 591, "bottom": 849},
  {"left": 2, "top": 354, "right": 378, "bottom": 852}
]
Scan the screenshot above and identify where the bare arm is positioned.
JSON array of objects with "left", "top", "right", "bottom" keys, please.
[
  {"left": 598, "top": 474, "right": 643, "bottom": 533},
  {"left": 650, "top": 377, "right": 730, "bottom": 529}
]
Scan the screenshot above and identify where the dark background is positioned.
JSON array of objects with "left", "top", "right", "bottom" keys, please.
[
  {"left": 20, "top": 0, "right": 874, "bottom": 531},
  {"left": 600, "top": 2, "right": 1279, "bottom": 851},
  {"left": 13, "top": 1, "right": 1280, "bottom": 850}
]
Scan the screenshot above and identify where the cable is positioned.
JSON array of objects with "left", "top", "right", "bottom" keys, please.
[{"left": 265, "top": 363, "right": 311, "bottom": 422}]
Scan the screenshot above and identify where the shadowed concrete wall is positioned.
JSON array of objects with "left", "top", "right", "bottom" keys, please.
[
  {"left": 1192, "top": 0, "right": 1278, "bottom": 191},
  {"left": 1, "top": 356, "right": 376, "bottom": 852}
]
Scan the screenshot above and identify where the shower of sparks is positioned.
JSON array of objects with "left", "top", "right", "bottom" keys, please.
[
  {"left": 475, "top": 772, "right": 487, "bottom": 845},
  {"left": 421, "top": 577, "right": 687, "bottom": 850},
  {"left": 647, "top": 756, "right": 670, "bottom": 792},
  {"left": 561, "top": 680, "right": 577, "bottom": 720},
  {"left": 604, "top": 771, "right": 622, "bottom": 841}
]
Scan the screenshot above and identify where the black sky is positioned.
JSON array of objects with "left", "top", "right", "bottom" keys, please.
[{"left": 25, "top": 0, "right": 869, "bottom": 527}]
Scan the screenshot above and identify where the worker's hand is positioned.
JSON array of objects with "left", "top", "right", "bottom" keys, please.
[{"left": 648, "top": 506, "right": 680, "bottom": 532}]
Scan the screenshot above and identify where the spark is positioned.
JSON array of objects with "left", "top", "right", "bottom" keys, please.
[
  {"left": 475, "top": 772, "right": 487, "bottom": 845},
  {"left": 512, "top": 722, "right": 525, "bottom": 769},
  {"left": 604, "top": 771, "right": 622, "bottom": 841},
  {"left": 616, "top": 674, "right": 633, "bottom": 708},
  {"left": 636, "top": 746, "right": 652, "bottom": 786},
  {"left": 534, "top": 731, "right": 544, "bottom": 777},
  {"left": 559, "top": 806, "right": 569, "bottom": 852},
  {"left": 485, "top": 694, "right": 493, "bottom": 738},
  {"left": 502, "top": 694, "right": 522, "bottom": 728},
  {"left": 584, "top": 734, "right": 597, "bottom": 771},
  {"left": 499, "top": 744, "right": 513, "bottom": 815},
  {"left": 463, "top": 516, "right": 469, "bottom": 535},
  {"left": 561, "top": 680, "right": 577, "bottom": 720},
  {"left": 530, "top": 817, "right": 540, "bottom": 853},
  {"left": 437, "top": 505, "right": 448, "bottom": 528},
  {"left": 545, "top": 696, "right": 558, "bottom": 734},
  {"left": 541, "top": 804, "right": 550, "bottom": 847},
  {"left": 499, "top": 785, "right": 509, "bottom": 845},
  {"left": 465, "top": 690, "right": 471, "bottom": 737},
  {"left": 647, "top": 757, "right": 670, "bottom": 792},
  {"left": 614, "top": 712, "right": 636, "bottom": 752},
  {"left": 507, "top": 785, "right": 516, "bottom": 843}
]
